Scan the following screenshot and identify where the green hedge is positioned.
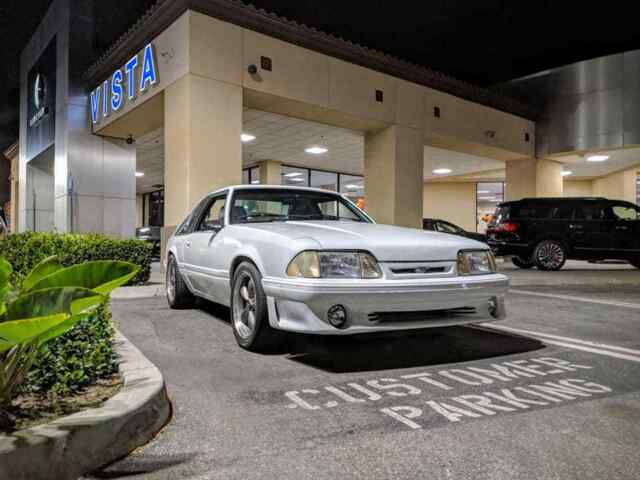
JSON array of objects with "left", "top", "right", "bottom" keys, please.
[
  {"left": 0, "top": 231, "right": 152, "bottom": 285},
  {"left": 0, "top": 232, "right": 152, "bottom": 395}
]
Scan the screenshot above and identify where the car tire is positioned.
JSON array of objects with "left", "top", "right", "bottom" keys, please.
[
  {"left": 511, "top": 256, "right": 535, "bottom": 269},
  {"left": 630, "top": 257, "right": 640, "bottom": 269},
  {"left": 166, "top": 254, "right": 196, "bottom": 309},
  {"left": 230, "top": 261, "right": 280, "bottom": 352},
  {"left": 533, "top": 240, "right": 567, "bottom": 271}
]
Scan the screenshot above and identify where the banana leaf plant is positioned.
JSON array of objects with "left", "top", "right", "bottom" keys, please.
[{"left": 0, "top": 256, "right": 139, "bottom": 413}]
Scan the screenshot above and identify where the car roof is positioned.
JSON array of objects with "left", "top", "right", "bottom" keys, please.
[
  {"left": 206, "top": 184, "right": 348, "bottom": 196},
  {"left": 499, "top": 197, "right": 607, "bottom": 206}
]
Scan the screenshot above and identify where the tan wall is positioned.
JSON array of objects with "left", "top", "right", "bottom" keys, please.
[
  {"left": 505, "top": 158, "right": 562, "bottom": 201},
  {"left": 423, "top": 182, "right": 476, "bottom": 232},
  {"left": 563, "top": 180, "right": 593, "bottom": 197},
  {"left": 593, "top": 168, "right": 637, "bottom": 203},
  {"left": 258, "top": 160, "right": 282, "bottom": 185},
  {"left": 364, "top": 125, "right": 423, "bottom": 228}
]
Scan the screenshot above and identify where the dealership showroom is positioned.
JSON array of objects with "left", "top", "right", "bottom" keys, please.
[{"left": 1, "top": 0, "right": 640, "bottom": 479}]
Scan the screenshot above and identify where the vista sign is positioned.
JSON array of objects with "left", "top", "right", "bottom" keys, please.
[{"left": 90, "top": 43, "right": 158, "bottom": 125}]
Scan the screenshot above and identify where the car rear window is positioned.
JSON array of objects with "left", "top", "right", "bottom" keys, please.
[{"left": 490, "top": 206, "right": 511, "bottom": 225}]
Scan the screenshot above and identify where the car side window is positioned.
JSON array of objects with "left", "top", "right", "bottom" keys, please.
[
  {"left": 196, "top": 196, "right": 227, "bottom": 232},
  {"left": 551, "top": 205, "right": 574, "bottom": 219},
  {"left": 611, "top": 204, "right": 640, "bottom": 221},
  {"left": 574, "top": 205, "right": 605, "bottom": 221},
  {"left": 518, "top": 204, "right": 552, "bottom": 219}
]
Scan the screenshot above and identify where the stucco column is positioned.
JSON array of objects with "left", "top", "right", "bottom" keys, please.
[
  {"left": 505, "top": 158, "right": 563, "bottom": 201},
  {"left": 258, "top": 160, "right": 282, "bottom": 185},
  {"left": 163, "top": 73, "right": 242, "bottom": 248},
  {"left": 592, "top": 167, "right": 638, "bottom": 202},
  {"left": 364, "top": 125, "right": 423, "bottom": 228}
]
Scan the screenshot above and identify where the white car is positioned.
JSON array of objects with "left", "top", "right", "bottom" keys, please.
[{"left": 166, "top": 185, "right": 509, "bottom": 351}]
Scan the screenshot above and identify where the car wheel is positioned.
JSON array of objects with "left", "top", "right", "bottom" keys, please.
[
  {"left": 511, "top": 256, "right": 535, "bottom": 269},
  {"left": 630, "top": 257, "right": 640, "bottom": 269},
  {"left": 166, "top": 254, "right": 196, "bottom": 309},
  {"left": 231, "top": 262, "right": 280, "bottom": 352},
  {"left": 533, "top": 240, "right": 567, "bottom": 271}
]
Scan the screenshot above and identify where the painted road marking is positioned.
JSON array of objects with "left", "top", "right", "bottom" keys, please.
[
  {"left": 510, "top": 289, "right": 640, "bottom": 310},
  {"left": 483, "top": 324, "right": 640, "bottom": 363}
]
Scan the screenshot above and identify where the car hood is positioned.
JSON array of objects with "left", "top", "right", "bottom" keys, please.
[{"left": 239, "top": 221, "right": 488, "bottom": 261}]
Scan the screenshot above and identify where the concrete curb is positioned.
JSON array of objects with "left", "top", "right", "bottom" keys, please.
[{"left": 0, "top": 331, "right": 171, "bottom": 480}]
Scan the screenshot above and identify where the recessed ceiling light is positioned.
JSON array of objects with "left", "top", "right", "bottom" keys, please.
[
  {"left": 561, "top": 170, "right": 573, "bottom": 177},
  {"left": 284, "top": 172, "right": 303, "bottom": 177},
  {"left": 477, "top": 190, "right": 491, "bottom": 194},
  {"left": 305, "top": 146, "right": 328, "bottom": 154},
  {"left": 135, "top": 171, "right": 144, "bottom": 177},
  {"left": 432, "top": 168, "right": 452, "bottom": 175},
  {"left": 586, "top": 154, "right": 609, "bottom": 162},
  {"left": 241, "top": 133, "right": 256, "bottom": 143},
  {"left": 345, "top": 184, "right": 361, "bottom": 190}
]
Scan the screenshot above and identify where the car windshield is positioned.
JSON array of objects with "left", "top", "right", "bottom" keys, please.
[{"left": 230, "top": 188, "right": 370, "bottom": 224}]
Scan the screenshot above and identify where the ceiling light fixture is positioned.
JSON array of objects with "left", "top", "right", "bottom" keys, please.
[
  {"left": 251, "top": 180, "right": 259, "bottom": 184},
  {"left": 477, "top": 190, "right": 491, "bottom": 194},
  {"left": 135, "top": 172, "right": 144, "bottom": 177},
  {"left": 432, "top": 168, "right": 452, "bottom": 175},
  {"left": 586, "top": 154, "right": 609, "bottom": 162},
  {"left": 345, "top": 184, "right": 361, "bottom": 190},
  {"left": 305, "top": 146, "right": 328, "bottom": 154},
  {"left": 284, "top": 172, "right": 303, "bottom": 177},
  {"left": 561, "top": 170, "right": 573, "bottom": 177},
  {"left": 241, "top": 133, "right": 256, "bottom": 143}
]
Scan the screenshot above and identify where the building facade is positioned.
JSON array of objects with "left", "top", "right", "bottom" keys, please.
[{"left": 18, "top": 0, "right": 639, "bottom": 243}]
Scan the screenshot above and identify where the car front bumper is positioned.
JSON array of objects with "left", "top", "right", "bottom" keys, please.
[{"left": 261, "top": 273, "right": 509, "bottom": 335}]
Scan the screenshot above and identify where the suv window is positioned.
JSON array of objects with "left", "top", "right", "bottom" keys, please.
[
  {"left": 516, "top": 204, "right": 552, "bottom": 219},
  {"left": 610, "top": 204, "right": 640, "bottom": 221},
  {"left": 551, "top": 205, "right": 574, "bottom": 219},
  {"left": 196, "top": 196, "right": 227, "bottom": 232},
  {"left": 574, "top": 205, "right": 605, "bottom": 221}
]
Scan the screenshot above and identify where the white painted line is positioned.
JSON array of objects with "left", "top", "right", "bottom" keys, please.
[
  {"left": 510, "top": 289, "right": 640, "bottom": 310},
  {"left": 489, "top": 324, "right": 640, "bottom": 357},
  {"left": 479, "top": 324, "right": 640, "bottom": 363}
]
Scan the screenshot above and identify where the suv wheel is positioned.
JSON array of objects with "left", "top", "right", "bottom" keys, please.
[
  {"left": 230, "top": 262, "right": 280, "bottom": 352},
  {"left": 167, "top": 254, "right": 196, "bottom": 309},
  {"left": 533, "top": 240, "right": 567, "bottom": 271},
  {"left": 511, "top": 256, "right": 535, "bottom": 269}
]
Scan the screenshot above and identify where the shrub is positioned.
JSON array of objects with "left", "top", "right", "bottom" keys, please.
[{"left": 0, "top": 231, "right": 152, "bottom": 285}]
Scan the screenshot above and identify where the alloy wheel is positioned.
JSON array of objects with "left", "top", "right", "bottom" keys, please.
[
  {"left": 233, "top": 273, "right": 257, "bottom": 339},
  {"left": 167, "top": 260, "right": 176, "bottom": 303},
  {"left": 536, "top": 241, "right": 565, "bottom": 270}
]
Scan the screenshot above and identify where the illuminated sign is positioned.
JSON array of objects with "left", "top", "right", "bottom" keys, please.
[
  {"left": 90, "top": 43, "right": 158, "bottom": 125},
  {"left": 29, "top": 73, "right": 49, "bottom": 127}
]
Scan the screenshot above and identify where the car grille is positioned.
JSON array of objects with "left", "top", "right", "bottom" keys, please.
[
  {"left": 368, "top": 307, "right": 477, "bottom": 323},
  {"left": 390, "top": 266, "right": 446, "bottom": 274}
]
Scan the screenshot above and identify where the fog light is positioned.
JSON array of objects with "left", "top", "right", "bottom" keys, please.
[{"left": 327, "top": 305, "right": 347, "bottom": 328}]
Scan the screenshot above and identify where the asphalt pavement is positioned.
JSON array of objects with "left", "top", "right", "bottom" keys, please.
[{"left": 89, "top": 272, "right": 640, "bottom": 480}]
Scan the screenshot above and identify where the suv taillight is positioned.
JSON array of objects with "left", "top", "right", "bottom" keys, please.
[{"left": 490, "top": 222, "right": 519, "bottom": 233}]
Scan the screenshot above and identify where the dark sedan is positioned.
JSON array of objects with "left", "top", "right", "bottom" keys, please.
[{"left": 423, "top": 218, "right": 487, "bottom": 242}]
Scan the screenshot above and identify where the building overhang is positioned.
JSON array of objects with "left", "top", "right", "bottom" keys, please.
[{"left": 83, "top": 0, "right": 538, "bottom": 120}]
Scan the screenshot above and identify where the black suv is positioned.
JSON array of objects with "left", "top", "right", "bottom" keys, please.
[{"left": 487, "top": 197, "right": 640, "bottom": 271}]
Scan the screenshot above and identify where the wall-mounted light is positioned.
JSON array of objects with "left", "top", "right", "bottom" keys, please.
[
  {"left": 432, "top": 168, "right": 452, "bottom": 175},
  {"left": 241, "top": 133, "right": 256, "bottom": 143}
]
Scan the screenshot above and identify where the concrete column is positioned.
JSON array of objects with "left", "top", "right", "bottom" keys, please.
[
  {"left": 592, "top": 167, "right": 637, "bottom": 202},
  {"left": 364, "top": 125, "right": 423, "bottom": 228},
  {"left": 258, "top": 160, "right": 282, "bottom": 185},
  {"left": 505, "top": 158, "right": 563, "bottom": 201},
  {"left": 164, "top": 73, "right": 242, "bottom": 231}
]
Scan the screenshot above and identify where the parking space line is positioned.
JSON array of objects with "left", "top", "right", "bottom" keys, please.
[
  {"left": 509, "top": 289, "right": 640, "bottom": 309},
  {"left": 481, "top": 324, "right": 640, "bottom": 363}
]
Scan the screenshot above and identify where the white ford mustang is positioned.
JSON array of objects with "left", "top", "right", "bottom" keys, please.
[{"left": 166, "top": 185, "right": 509, "bottom": 351}]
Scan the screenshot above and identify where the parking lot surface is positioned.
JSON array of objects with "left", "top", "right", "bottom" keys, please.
[{"left": 92, "top": 276, "right": 640, "bottom": 480}]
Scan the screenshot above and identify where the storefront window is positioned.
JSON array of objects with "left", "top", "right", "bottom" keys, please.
[
  {"left": 339, "top": 174, "right": 365, "bottom": 210},
  {"left": 281, "top": 166, "right": 308, "bottom": 186},
  {"left": 242, "top": 166, "right": 260, "bottom": 184},
  {"left": 310, "top": 170, "right": 337, "bottom": 191},
  {"left": 142, "top": 189, "right": 164, "bottom": 227},
  {"left": 476, "top": 182, "right": 504, "bottom": 233}
]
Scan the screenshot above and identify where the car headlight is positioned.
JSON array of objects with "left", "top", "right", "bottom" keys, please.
[
  {"left": 287, "top": 251, "right": 382, "bottom": 279},
  {"left": 457, "top": 249, "right": 497, "bottom": 275}
]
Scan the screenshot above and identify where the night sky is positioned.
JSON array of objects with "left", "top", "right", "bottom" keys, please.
[{"left": 2, "top": 0, "right": 640, "bottom": 152}]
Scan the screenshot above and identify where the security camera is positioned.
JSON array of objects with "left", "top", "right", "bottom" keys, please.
[
  {"left": 248, "top": 64, "right": 258, "bottom": 75},
  {"left": 126, "top": 135, "right": 135, "bottom": 145}
]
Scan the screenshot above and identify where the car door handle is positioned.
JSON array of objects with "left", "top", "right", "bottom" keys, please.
[{"left": 185, "top": 240, "right": 192, "bottom": 248}]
